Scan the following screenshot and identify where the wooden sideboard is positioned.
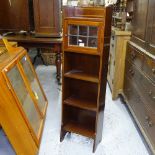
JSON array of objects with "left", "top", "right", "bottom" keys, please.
[
  {"left": 107, "top": 28, "right": 131, "bottom": 99},
  {"left": 122, "top": 0, "right": 155, "bottom": 153},
  {"left": 123, "top": 41, "right": 155, "bottom": 154}
]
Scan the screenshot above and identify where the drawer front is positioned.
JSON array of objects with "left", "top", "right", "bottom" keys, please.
[
  {"left": 124, "top": 74, "right": 155, "bottom": 150},
  {"left": 125, "top": 60, "right": 155, "bottom": 113},
  {"left": 126, "top": 43, "right": 144, "bottom": 69},
  {"left": 143, "top": 55, "right": 155, "bottom": 83}
]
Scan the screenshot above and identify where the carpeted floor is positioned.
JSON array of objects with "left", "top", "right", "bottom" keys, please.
[{"left": 0, "top": 65, "right": 150, "bottom": 155}]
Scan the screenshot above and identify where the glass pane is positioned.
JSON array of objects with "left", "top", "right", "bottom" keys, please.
[
  {"left": 78, "top": 37, "right": 87, "bottom": 47},
  {"left": 89, "top": 26, "right": 98, "bottom": 37},
  {"left": 79, "top": 26, "right": 88, "bottom": 36},
  {"left": 88, "top": 37, "right": 98, "bottom": 48},
  {"left": 69, "top": 36, "right": 77, "bottom": 45},
  {"left": 7, "top": 66, "right": 41, "bottom": 135},
  {"left": 69, "top": 25, "right": 78, "bottom": 35},
  {"left": 20, "top": 56, "right": 46, "bottom": 114}
]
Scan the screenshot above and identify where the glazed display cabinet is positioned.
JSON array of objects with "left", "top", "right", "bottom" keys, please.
[
  {"left": 0, "top": 39, "right": 48, "bottom": 155},
  {"left": 60, "top": 6, "right": 112, "bottom": 152}
]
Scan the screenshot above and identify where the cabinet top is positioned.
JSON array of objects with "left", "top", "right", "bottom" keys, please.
[
  {"left": 63, "top": 6, "right": 112, "bottom": 19},
  {"left": 0, "top": 46, "right": 25, "bottom": 70}
]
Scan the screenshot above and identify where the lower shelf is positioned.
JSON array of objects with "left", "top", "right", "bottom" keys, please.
[{"left": 63, "top": 121, "right": 95, "bottom": 139}]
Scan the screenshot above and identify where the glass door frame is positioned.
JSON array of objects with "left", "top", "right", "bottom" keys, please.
[
  {"left": 63, "top": 19, "right": 104, "bottom": 55},
  {"left": 18, "top": 54, "right": 48, "bottom": 117},
  {"left": 2, "top": 53, "right": 44, "bottom": 146}
]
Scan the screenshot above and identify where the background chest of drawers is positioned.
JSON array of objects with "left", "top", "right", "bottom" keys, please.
[
  {"left": 107, "top": 28, "right": 131, "bottom": 99},
  {"left": 123, "top": 41, "right": 155, "bottom": 153}
]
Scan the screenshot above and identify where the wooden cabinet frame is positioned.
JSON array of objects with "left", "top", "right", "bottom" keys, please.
[{"left": 0, "top": 45, "right": 48, "bottom": 154}]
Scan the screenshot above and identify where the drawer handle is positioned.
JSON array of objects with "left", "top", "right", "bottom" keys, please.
[
  {"left": 152, "top": 68, "right": 155, "bottom": 74},
  {"left": 129, "top": 69, "right": 134, "bottom": 76},
  {"left": 148, "top": 91, "right": 152, "bottom": 96},
  {"left": 111, "top": 44, "right": 114, "bottom": 47},
  {"left": 148, "top": 121, "right": 153, "bottom": 127},
  {"left": 131, "top": 51, "right": 136, "bottom": 60},
  {"left": 112, "top": 36, "right": 114, "bottom": 40},
  {"left": 145, "top": 116, "right": 150, "bottom": 121}
]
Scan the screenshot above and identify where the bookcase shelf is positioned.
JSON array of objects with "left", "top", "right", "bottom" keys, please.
[
  {"left": 60, "top": 6, "right": 112, "bottom": 153},
  {"left": 64, "top": 70, "right": 99, "bottom": 83},
  {"left": 64, "top": 95, "right": 97, "bottom": 112},
  {"left": 63, "top": 121, "right": 95, "bottom": 138}
]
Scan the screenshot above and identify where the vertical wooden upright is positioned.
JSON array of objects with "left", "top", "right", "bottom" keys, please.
[{"left": 60, "top": 6, "right": 112, "bottom": 152}]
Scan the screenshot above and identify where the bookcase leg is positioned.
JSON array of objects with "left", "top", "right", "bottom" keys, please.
[
  {"left": 93, "top": 138, "right": 102, "bottom": 153},
  {"left": 60, "top": 128, "right": 67, "bottom": 142}
]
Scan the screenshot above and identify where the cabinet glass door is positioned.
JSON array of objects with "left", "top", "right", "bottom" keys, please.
[
  {"left": 68, "top": 25, "right": 98, "bottom": 48},
  {"left": 6, "top": 65, "right": 41, "bottom": 136},
  {"left": 20, "top": 56, "right": 46, "bottom": 114}
]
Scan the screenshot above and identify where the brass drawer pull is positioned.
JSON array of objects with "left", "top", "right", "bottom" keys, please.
[
  {"left": 145, "top": 116, "right": 150, "bottom": 121},
  {"left": 129, "top": 69, "right": 134, "bottom": 76},
  {"left": 152, "top": 68, "right": 155, "bottom": 74},
  {"left": 148, "top": 121, "right": 153, "bottom": 127},
  {"left": 148, "top": 91, "right": 152, "bottom": 96},
  {"left": 131, "top": 51, "right": 136, "bottom": 60},
  {"left": 128, "top": 69, "right": 135, "bottom": 77}
]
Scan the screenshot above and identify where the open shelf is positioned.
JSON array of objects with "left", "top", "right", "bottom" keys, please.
[
  {"left": 62, "top": 105, "right": 96, "bottom": 139},
  {"left": 63, "top": 121, "right": 95, "bottom": 138},
  {"left": 64, "top": 95, "right": 97, "bottom": 112},
  {"left": 64, "top": 52, "right": 100, "bottom": 81},
  {"left": 63, "top": 78, "right": 98, "bottom": 103},
  {"left": 64, "top": 70, "right": 99, "bottom": 83}
]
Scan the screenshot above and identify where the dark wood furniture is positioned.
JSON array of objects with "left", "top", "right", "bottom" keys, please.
[
  {"left": 5, "top": 34, "right": 62, "bottom": 83},
  {"left": 0, "top": 39, "right": 48, "bottom": 154},
  {"left": 122, "top": 0, "right": 155, "bottom": 153},
  {"left": 0, "top": 0, "right": 62, "bottom": 37},
  {"left": 0, "top": 0, "right": 31, "bottom": 32},
  {"left": 131, "top": 0, "right": 155, "bottom": 55},
  {"left": 60, "top": 6, "right": 112, "bottom": 153},
  {"left": 33, "top": 0, "right": 62, "bottom": 37}
]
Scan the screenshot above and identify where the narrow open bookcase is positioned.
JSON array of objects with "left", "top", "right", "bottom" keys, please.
[{"left": 60, "top": 6, "right": 112, "bottom": 152}]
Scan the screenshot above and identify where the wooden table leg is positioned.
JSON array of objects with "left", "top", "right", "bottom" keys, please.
[{"left": 55, "top": 44, "right": 61, "bottom": 84}]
